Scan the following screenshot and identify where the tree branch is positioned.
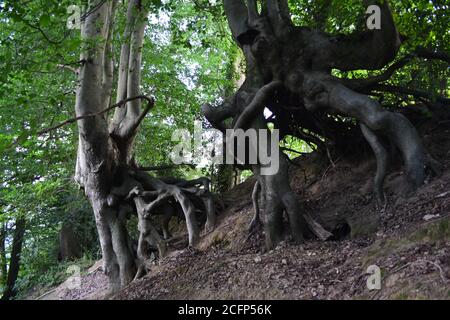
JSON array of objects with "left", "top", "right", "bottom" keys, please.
[
  {"left": 415, "top": 46, "right": 450, "bottom": 64},
  {"left": 372, "top": 84, "right": 450, "bottom": 104},
  {"left": 224, "top": 0, "right": 254, "bottom": 46},
  {"left": 56, "top": 60, "right": 88, "bottom": 78},
  {"left": 247, "top": 0, "right": 259, "bottom": 22},
  {"left": 265, "top": 0, "right": 293, "bottom": 31},
  {"left": 202, "top": 101, "right": 235, "bottom": 133},
  {"left": 344, "top": 55, "right": 414, "bottom": 90},
  {"left": 345, "top": 46, "right": 450, "bottom": 91},
  {"left": 233, "top": 81, "right": 283, "bottom": 130},
  {"left": 137, "top": 163, "right": 196, "bottom": 171},
  {"left": 281, "top": 146, "right": 308, "bottom": 155},
  {"left": 22, "top": 19, "right": 68, "bottom": 45},
  {"left": 143, "top": 193, "right": 172, "bottom": 218},
  {"left": 38, "top": 95, "right": 154, "bottom": 136},
  {"left": 320, "top": 1, "right": 401, "bottom": 71},
  {"left": 122, "top": 97, "right": 155, "bottom": 139}
]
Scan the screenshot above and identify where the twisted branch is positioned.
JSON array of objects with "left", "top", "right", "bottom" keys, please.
[{"left": 38, "top": 95, "right": 154, "bottom": 136}]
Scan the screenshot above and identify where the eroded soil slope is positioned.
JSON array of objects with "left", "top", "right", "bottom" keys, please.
[
  {"left": 112, "top": 129, "right": 450, "bottom": 300},
  {"left": 39, "top": 128, "right": 450, "bottom": 300}
]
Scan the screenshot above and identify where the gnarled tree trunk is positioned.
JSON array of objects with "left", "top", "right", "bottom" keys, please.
[
  {"left": 73, "top": 0, "right": 211, "bottom": 292},
  {"left": 202, "top": 0, "right": 440, "bottom": 250}
]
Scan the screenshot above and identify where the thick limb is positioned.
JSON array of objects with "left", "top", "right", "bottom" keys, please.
[
  {"left": 360, "top": 123, "right": 388, "bottom": 204},
  {"left": 167, "top": 186, "right": 200, "bottom": 246},
  {"left": 224, "top": 0, "right": 257, "bottom": 46},
  {"left": 142, "top": 192, "right": 172, "bottom": 218},
  {"left": 201, "top": 100, "right": 235, "bottom": 132},
  {"left": 248, "top": 179, "right": 262, "bottom": 232},
  {"left": 110, "top": 205, "right": 136, "bottom": 286},
  {"left": 307, "top": 79, "right": 440, "bottom": 190},
  {"left": 162, "top": 176, "right": 216, "bottom": 233},
  {"left": 190, "top": 178, "right": 216, "bottom": 232},
  {"left": 133, "top": 196, "right": 167, "bottom": 269},
  {"left": 264, "top": 0, "right": 293, "bottom": 37},
  {"left": 263, "top": 193, "right": 284, "bottom": 249},
  {"left": 201, "top": 192, "right": 216, "bottom": 233},
  {"left": 233, "top": 81, "right": 283, "bottom": 130},
  {"left": 132, "top": 171, "right": 200, "bottom": 246},
  {"left": 313, "top": 0, "right": 401, "bottom": 71}
]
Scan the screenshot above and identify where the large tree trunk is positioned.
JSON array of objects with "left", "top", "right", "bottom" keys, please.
[
  {"left": 203, "top": 0, "right": 440, "bottom": 249},
  {"left": 58, "top": 224, "right": 83, "bottom": 262},
  {"left": 0, "top": 223, "right": 7, "bottom": 286},
  {"left": 73, "top": 0, "right": 207, "bottom": 291},
  {"left": 1, "top": 217, "right": 25, "bottom": 300},
  {"left": 74, "top": 0, "right": 154, "bottom": 292},
  {"left": 75, "top": 0, "right": 123, "bottom": 292}
]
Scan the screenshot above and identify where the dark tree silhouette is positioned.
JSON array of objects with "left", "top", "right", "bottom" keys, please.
[{"left": 202, "top": 0, "right": 441, "bottom": 249}]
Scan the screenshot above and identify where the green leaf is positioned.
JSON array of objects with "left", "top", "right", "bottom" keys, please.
[{"left": 39, "top": 14, "right": 51, "bottom": 27}]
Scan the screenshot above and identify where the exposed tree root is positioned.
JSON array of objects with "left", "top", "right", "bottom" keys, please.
[
  {"left": 248, "top": 180, "right": 262, "bottom": 232},
  {"left": 360, "top": 123, "right": 388, "bottom": 204},
  {"left": 202, "top": 0, "right": 442, "bottom": 251}
]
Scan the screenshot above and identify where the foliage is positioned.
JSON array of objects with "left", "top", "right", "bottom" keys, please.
[
  {"left": 0, "top": 0, "right": 237, "bottom": 297},
  {"left": 291, "top": 0, "right": 450, "bottom": 106},
  {"left": 15, "top": 254, "right": 96, "bottom": 299},
  {"left": 0, "top": 0, "right": 448, "bottom": 297}
]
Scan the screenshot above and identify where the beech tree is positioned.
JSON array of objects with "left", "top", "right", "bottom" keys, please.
[
  {"left": 1, "top": 0, "right": 448, "bottom": 297},
  {"left": 1, "top": 0, "right": 233, "bottom": 296},
  {"left": 202, "top": 0, "right": 446, "bottom": 249},
  {"left": 73, "top": 0, "right": 217, "bottom": 291}
]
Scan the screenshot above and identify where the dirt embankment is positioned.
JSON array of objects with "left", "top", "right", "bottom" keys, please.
[
  {"left": 38, "top": 128, "right": 450, "bottom": 300},
  {"left": 111, "top": 129, "right": 450, "bottom": 300}
]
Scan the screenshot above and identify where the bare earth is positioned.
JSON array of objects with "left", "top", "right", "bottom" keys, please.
[{"left": 38, "top": 129, "right": 450, "bottom": 300}]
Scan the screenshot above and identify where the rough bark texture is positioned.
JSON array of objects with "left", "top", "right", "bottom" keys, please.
[
  {"left": 0, "top": 223, "right": 6, "bottom": 286},
  {"left": 1, "top": 217, "right": 25, "bottom": 300},
  {"left": 202, "top": 0, "right": 440, "bottom": 250},
  {"left": 58, "top": 224, "right": 83, "bottom": 262},
  {"left": 73, "top": 1, "right": 216, "bottom": 291}
]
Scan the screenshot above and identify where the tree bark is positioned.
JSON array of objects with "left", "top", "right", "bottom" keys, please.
[
  {"left": 203, "top": 0, "right": 440, "bottom": 249},
  {"left": 74, "top": 0, "right": 147, "bottom": 292},
  {"left": 58, "top": 224, "right": 83, "bottom": 262},
  {"left": 0, "top": 223, "right": 7, "bottom": 286},
  {"left": 1, "top": 217, "right": 25, "bottom": 300},
  {"left": 73, "top": 0, "right": 208, "bottom": 291}
]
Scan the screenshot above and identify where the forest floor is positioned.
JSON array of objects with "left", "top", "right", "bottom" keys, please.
[{"left": 36, "top": 126, "right": 450, "bottom": 300}]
